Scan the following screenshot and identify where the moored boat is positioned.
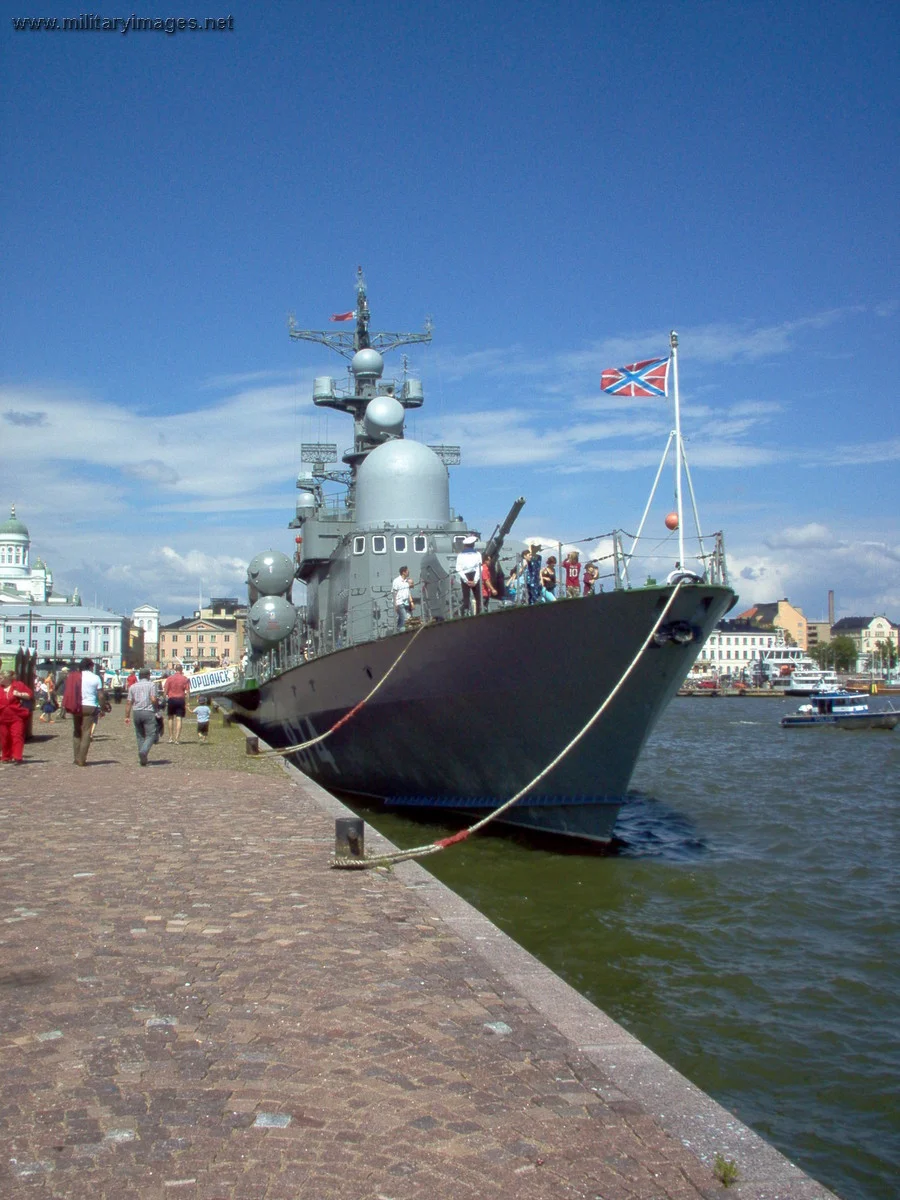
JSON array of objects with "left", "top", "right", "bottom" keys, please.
[
  {"left": 784, "top": 667, "right": 841, "bottom": 696},
  {"left": 223, "top": 271, "right": 736, "bottom": 844}
]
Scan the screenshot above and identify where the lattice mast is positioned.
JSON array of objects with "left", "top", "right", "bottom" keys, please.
[{"left": 289, "top": 267, "right": 434, "bottom": 468}]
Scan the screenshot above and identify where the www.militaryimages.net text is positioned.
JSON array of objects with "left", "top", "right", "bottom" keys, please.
[{"left": 11, "top": 14, "right": 234, "bottom": 33}]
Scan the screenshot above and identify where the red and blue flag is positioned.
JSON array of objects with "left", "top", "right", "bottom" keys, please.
[{"left": 601, "top": 357, "right": 670, "bottom": 398}]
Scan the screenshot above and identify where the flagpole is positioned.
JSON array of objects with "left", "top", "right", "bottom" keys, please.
[{"left": 670, "top": 330, "right": 685, "bottom": 568}]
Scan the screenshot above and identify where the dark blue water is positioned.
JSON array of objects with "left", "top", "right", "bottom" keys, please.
[{"left": 353, "top": 696, "right": 900, "bottom": 1200}]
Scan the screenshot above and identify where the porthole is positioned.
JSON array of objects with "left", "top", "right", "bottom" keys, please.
[
  {"left": 413, "top": 535, "right": 427, "bottom": 553},
  {"left": 393, "top": 535, "right": 407, "bottom": 553},
  {"left": 352, "top": 536, "right": 365, "bottom": 555},
  {"left": 372, "top": 535, "right": 387, "bottom": 554}
]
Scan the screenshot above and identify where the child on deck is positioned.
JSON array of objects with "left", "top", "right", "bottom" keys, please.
[{"left": 192, "top": 700, "right": 212, "bottom": 742}]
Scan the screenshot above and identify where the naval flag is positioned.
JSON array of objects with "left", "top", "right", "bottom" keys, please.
[
  {"left": 601, "top": 357, "right": 670, "bottom": 398},
  {"left": 330, "top": 310, "right": 356, "bottom": 322}
]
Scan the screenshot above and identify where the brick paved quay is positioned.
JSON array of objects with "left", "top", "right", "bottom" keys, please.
[{"left": 0, "top": 713, "right": 835, "bottom": 1199}]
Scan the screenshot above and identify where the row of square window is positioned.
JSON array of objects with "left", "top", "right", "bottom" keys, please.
[
  {"left": 709, "top": 637, "right": 776, "bottom": 647},
  {"left": 161, "top": 634, "right": 230, "bottom": 643},
  {"left": 3, "top": 625, "right": 111, "bottom": 635},
  {"left": 12, "top": 640, "right": 109, "bottom": 651},
  {"left": 353, "top": 534, "right": 429, "bottom": 555}
]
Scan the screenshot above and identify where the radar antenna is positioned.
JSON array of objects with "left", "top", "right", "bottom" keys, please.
[{"left": 288, "top": 266, "right": 432, "bottom": 359}]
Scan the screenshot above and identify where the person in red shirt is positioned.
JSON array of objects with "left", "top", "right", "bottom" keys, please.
[
  {"left": 481, "top": 554, "right": 499, "bottom": 611},
  {"left": 563, "top": 551, "right": 582, "bottom": 599},
  {"left": 162, "top": 665, "right": 191, "bottom": 743},
  {"left": 0, "top": 672, "right": 34, "bottom": 765}
]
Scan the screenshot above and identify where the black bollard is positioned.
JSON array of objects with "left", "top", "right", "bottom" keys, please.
[
  {"left": 245, "top": 735, "right": 259, "bottom": 755},
  {"left": 335, "top": 817, "right": 365, "bottom": 860}
]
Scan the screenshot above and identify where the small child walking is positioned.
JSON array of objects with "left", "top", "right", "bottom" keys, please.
[{"left": 192, "top": 700, "right": 212, "bottom": 742}]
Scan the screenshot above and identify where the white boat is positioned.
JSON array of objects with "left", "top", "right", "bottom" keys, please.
[
  {"left": 784, "top": 668, "right": 841, "bottom": 696},
  {"left": 781, "top": 691, "right": 900, "bottom": 730},
  {"left": 753, "top": 646, "right": 816, "bottom": 688}
]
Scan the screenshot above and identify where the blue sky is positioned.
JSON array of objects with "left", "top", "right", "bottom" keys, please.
[{"left": 3, "top": 0, "right": 898, "bottom": 623}]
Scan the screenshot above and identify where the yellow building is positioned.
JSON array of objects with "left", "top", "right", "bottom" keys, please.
[
  {"left": 737, "top": 599, "right": 808, "bottom": 650},
  {"left": 157, "top": 598, "right": 247, "bottom": 669},
  {"left": 158, "top": 616, "right": 238, "bottom": 669}
]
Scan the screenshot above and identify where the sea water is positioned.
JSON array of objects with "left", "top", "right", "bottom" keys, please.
[{"left": 352, "top": 696, "right": 899, "bottom": 1200}]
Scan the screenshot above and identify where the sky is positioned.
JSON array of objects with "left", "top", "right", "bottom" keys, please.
[{"left": 3, "top": 0, "right": 898, "bottom": 624}]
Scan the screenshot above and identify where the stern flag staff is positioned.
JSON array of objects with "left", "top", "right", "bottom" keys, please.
[{"left": 601, "top": 333, "right": 685, "bottom": 566}]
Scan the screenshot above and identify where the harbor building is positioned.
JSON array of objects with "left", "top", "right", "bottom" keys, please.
[
  {"left": 806, "top": 620, "right": 832, "bottom": 652},
  {"left": 691, "top": 619, "right": 785, "bottom": 680},
  {"left": 831, "top": 615, "right": 899, "bottom": 671},
  {"left": 0, "top": 604, "right": 143, "bottom": 672},
  {"left": 736, "top": 598, "right": 808, "bottom": 650},
  {"left": 157, "top": 598, "right": 245, "bottom": 669}
]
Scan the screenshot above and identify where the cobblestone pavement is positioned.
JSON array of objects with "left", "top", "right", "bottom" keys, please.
[{"left": 0, "top": 715, "right": 726, "bottom": 1199}]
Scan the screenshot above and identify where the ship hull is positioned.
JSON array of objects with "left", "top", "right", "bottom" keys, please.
[{"left": 228, "top": 585, "right": 735, "bottom": 844}]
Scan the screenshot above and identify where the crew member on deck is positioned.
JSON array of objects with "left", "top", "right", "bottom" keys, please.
[
  {"left": 391, "top": 565, "right": 415, "bottom": 631},
  {"left": 456, "top": 535, "right": 482, "bottom": 615}
]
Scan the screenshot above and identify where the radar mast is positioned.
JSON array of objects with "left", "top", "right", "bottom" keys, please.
[{"left": 288, "top": 267, "right": 432, "bottom": 359}]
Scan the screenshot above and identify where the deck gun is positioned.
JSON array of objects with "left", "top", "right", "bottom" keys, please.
[{"left": 484, "top": 496, "right": 526, "bottom": 563}]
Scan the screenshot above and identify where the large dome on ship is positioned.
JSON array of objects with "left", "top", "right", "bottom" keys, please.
[{"left": 355, "top": 440, "right": 450, "bottom": 528}]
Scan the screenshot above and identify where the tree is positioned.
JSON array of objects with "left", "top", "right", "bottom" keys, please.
[
  {"left": 809, "top": 642, "right": 833, "bottom": 669},
  {"left": 876, "top": 639, "right": 898, "bottom": 670},
  {"left": 829, "top": 635, "right": 858, "bottom": 673}
]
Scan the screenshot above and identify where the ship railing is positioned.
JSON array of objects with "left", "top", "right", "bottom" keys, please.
[
  {"left": 615, "top": 529, "right": 729, "bottom": 589},
  {"left": 239, "top": 530, "right": 731, "bottom": 682},
  {"left": 493, "top": 529, "right": 728, "bottom": 598},
  {"left": 315, "top": 497, "right": 354, "bottom": 522}
]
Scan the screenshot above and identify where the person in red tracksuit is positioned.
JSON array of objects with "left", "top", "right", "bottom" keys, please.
[{"left": 0, "top": 672, "right": 33, "bottom": 765}]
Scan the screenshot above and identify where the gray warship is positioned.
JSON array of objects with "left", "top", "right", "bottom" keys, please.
[{"left": 225, "top": 270, "right": 736, "bottom": 845}]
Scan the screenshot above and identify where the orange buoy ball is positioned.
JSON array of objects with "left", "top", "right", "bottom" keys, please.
[{"left": 665, "top": 512, "right": 679, "bottom": 531}]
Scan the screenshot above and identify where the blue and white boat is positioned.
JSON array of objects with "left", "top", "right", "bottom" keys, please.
[{"left": 781, "top": 691, "right": 899, "bottom": 730}]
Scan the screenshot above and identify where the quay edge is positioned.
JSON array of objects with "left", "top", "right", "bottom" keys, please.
[{"left": 264, "top": 728, "right": 839, "bottom": 1200}]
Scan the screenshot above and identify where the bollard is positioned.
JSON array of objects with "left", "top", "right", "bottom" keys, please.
[
  {"left": 335, "top": 817, "right": 365, "bottom": 861},
  {"left": 245, "top": 735, "right": 259, "bottom": 755}
]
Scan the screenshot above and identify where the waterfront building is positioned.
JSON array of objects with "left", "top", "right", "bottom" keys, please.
[
  {"left": 831, "top": 615, "right": 899, "bottom": 671},
  {"left": 0, "top": 604, "right": 142, "bottom": 672},
  {"left": 806, "top": 621, "right": 832, "bottom": 652},
  {"left": 0, "top": 504, "right": 78, "bottom": 606},
  {"left": 736, "top": 598, "right": 808, "bottom": 650},
  {"left": 690, "top": 619, "right": 785, "bottom": 680}
]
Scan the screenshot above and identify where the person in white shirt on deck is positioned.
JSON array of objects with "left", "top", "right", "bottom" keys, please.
[
  {"left": 456, "top": 534, "right": 483, "bottom": 616},
  {"left": 391, "top": 566, "right": 415, "bottom": 632}
]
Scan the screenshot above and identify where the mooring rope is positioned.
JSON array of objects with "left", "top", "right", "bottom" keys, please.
[
  {"left": 332, "top": 581, "right": 686, "bottom": 869},
  {"left": 252, "top": 622, "right": 429, "bottom": 758}
]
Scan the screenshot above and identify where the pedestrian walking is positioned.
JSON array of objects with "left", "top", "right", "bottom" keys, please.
[
  {"left": 66, "top": 658, "right": 106, "bottom": 767},
  {"left": 124, "top": 668, "right": 160, "bottom": 767},
  {"left": 192, "top": 700, "right": 212, "bottom": 742},
  {"left": 162, "top": 664, "right": 191, "bottom": 743}
]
